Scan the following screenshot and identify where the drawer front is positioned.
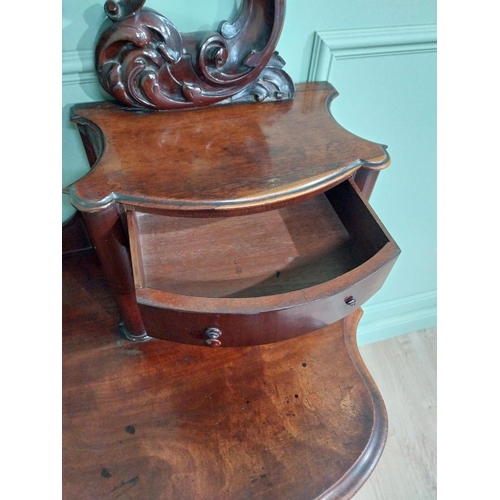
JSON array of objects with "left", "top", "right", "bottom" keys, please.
[
  {"left": 138, "top": 248, "right": 398, "bottom": 347},
  {"left": 130, "top": 178, "right": 400, "bottom": 346}
]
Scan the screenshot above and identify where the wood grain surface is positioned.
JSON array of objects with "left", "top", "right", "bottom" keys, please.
[
  {"left": 63, "top": 251, "right": 388, "bottom": 500},
  {"left": 132, "top": 194, "right": 363, "bottom": 298},
  {"left": 123, "top": 179, "right": 399, "bottom": 347},
  {"left": 66, "top": 83, "right": 390, "bottom": 216}
]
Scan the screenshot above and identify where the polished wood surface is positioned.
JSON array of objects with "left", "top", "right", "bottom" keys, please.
[
  {"left": 63, "top": 251, "right": 388, "bottom": 500},
  {"left": 131, "top": 194, "right": 362, "bottom": 297},
  {"left": 64, "top": 80, "right": 399, "bottom": 497},
  {"left": 66, "top": 83, "right": 389, "bottom": 216},
  {"left": 66, "top": 83, "right": 398, "bottom": 344},
  {"left": 132, "top": 187, "right": 382, "bottom": 299},
  {"left": 127, "top": 180, "right": 399, "bottom": 346}
]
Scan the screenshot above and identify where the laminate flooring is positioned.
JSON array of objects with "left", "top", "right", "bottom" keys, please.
[{"left": 355, "top": 327, "right": 437, "bottom": 499}]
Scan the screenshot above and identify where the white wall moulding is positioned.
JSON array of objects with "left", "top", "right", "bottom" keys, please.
[
  {"left": 62, "top": 50, "right": 97, "bottom": 86},
  {"left": 305, "top": 23, "right": 438, "bottom": 343},
  {"left": 357, "top": 290, "right": 437, "bottom": 345},
  {"left": 308, "top": 24, "right": 437, "bottom": 82}
]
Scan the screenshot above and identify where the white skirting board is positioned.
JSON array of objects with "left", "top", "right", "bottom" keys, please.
[{"left": 357, "top": 290, "right": 437, "bottom": 345}]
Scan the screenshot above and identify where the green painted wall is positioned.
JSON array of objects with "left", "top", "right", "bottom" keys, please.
[{"left": 62, "top": 0, "right": 437, "bottom": 343}]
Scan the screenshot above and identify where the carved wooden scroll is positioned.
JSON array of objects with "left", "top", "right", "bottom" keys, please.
[{"left": 96, "top": 0, "right": 294, "bottom": 110}]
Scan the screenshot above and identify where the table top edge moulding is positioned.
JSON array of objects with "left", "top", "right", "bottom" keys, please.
[{"left": 67, "top": 82, "right": 390, "bottom": 216}]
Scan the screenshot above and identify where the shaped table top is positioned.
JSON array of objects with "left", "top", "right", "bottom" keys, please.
[{"left": 67, "top": 82, "right": 389, "bottom": 216}]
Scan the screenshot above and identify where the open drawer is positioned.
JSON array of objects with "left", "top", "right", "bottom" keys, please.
[{"left": 125, "top": 178, "right": 400, "bottom": 346}]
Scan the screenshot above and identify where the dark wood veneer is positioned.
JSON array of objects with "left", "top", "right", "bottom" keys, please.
[
  {"left": 63, "top": 251, "right": 387, "bottom": 500},
  {"left": 65, "top": 82, "right": 398, "bottom": 347},
  {"left": 66, "top": 83, "right": 389, "bottom": 216},
  {"left": 64, "top": 75, "right": 399, "bottom": 498},
  {"left": 125, "top": 179, "right": 399, "bottom": 347}
]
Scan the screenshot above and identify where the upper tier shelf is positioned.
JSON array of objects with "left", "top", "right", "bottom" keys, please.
[{"left": 67, "top": 82, "right": 389, "bottom": 216}]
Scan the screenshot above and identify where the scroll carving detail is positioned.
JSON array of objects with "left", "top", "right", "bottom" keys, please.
[{"left": 96, "top": 0, "right": 294, "bottom": 110}]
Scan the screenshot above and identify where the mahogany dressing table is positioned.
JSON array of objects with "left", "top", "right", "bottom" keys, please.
[{"left": 63, "top": 2, "right": 400, "bottom": 498}]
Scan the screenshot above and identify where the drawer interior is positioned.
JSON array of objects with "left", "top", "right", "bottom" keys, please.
[{"left": 126, "top": 179, "right": 391, "bottom": 300}]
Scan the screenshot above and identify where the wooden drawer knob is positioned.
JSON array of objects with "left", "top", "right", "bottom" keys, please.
[
  {"left": 205, "top": 327, "right": 222, "bottom": 347},
  {"left": 345, "top": 296, "right": 357, "bottom": 307}
]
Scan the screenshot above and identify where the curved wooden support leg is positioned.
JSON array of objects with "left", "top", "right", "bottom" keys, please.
[{"left": 82, "top": 203, "right": 148, "bottom": 340}]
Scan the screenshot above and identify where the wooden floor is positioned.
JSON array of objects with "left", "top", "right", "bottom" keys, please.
[{"left": 355, "top": 327, "right": 437, "bottom": 499}]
